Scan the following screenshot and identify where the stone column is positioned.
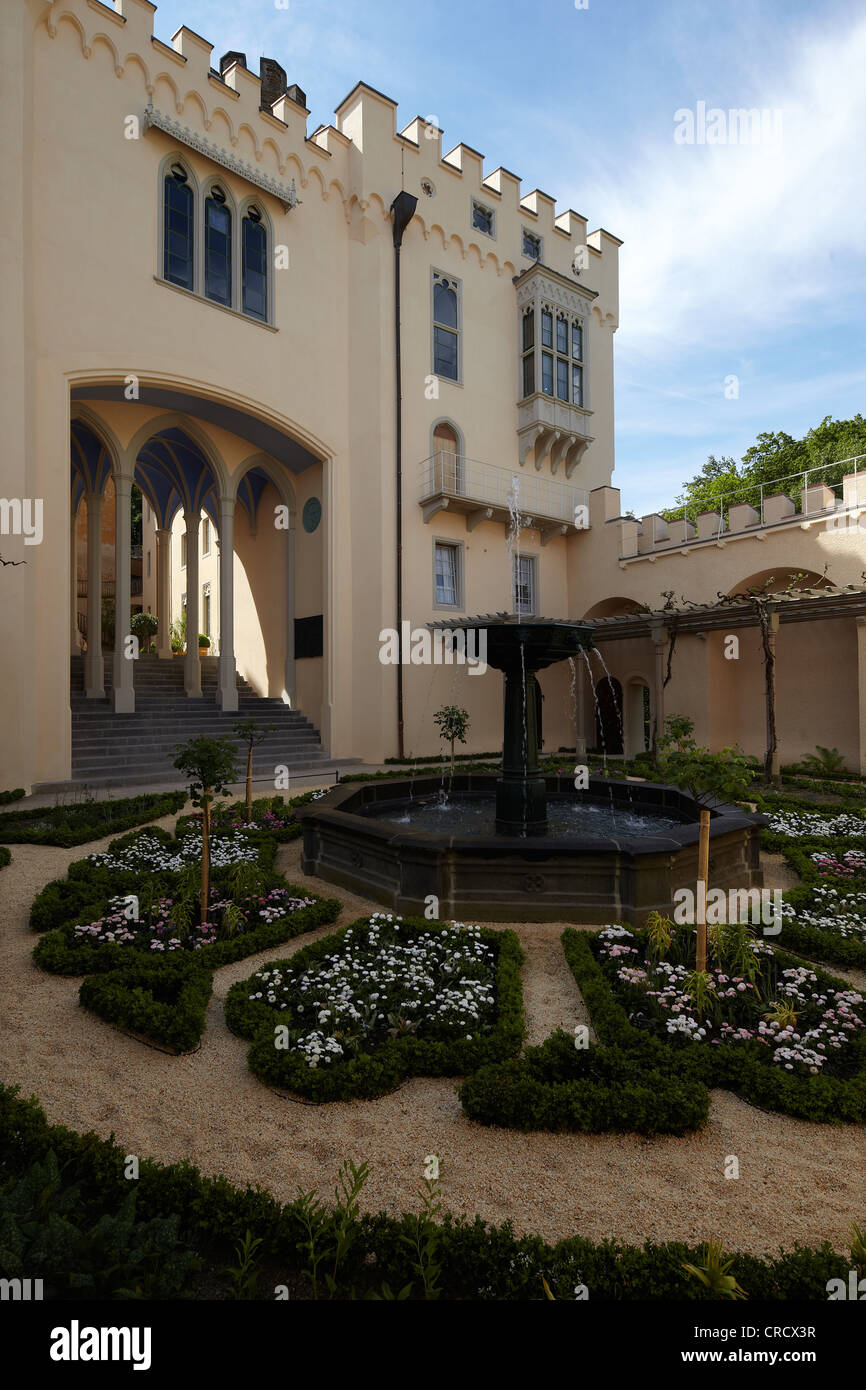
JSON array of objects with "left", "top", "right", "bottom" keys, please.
[
  {"left": 70, "top": 505, "right": 79, "bottom": 655},
  {"left": 650, "top": 619, "right": 668, "bottom": 748},
  {"left": 857, "top": 617, "right": 866, "bottom": 777},
  {"left": 216, "top": 496, "right": 237, "bottom": 710},
  {"left": 112, "top": 473, "right": 135, "bottom": 713},
  {"left": 574, "top": 656, "right": 587, "bottom": 759},
  {"left": 183, "top": 510, "right": 202, "bottom": 697},
  {"left": 284, "top": 522, "right": 296, "bottom": 706},
  {"left": 155, "top": 527, "right": 173, "bottom": 659},
  {"left": 764, "top": 610, "right": 780, "bottom": 784},
  {"left": 84, "top": 490, "right": 104, "bottom": 698}
]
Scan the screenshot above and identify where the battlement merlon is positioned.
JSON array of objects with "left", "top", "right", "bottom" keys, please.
[
  {"left": 332, "top": 82, "right": 622, "bottom": 272},
  {"left": 50, "top": 3, "right": 621, "bottom": 294}
]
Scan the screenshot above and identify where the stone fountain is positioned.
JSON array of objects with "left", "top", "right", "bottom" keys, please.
[{"left": 296, "top": 614, "right": 764, "bottom": 923}]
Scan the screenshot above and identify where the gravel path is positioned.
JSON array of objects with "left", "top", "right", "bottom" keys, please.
[{"left": 1, "top": 809, "right": 864, "bottom": 1256}]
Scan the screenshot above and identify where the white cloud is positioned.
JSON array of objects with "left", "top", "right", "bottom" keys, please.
[{"left": 580, "top": 13, "right": 866, "bottom": 354}]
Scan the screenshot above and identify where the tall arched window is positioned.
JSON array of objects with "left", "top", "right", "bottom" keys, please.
[
  {"left": 242, "top": 207, "right": 268, "bottom": 321},
  {"left": 163, "top": 163, "right": 194, "bottom": 290},
  {"left": 204, "top": 186, "right": 232, "bottom": 306}
]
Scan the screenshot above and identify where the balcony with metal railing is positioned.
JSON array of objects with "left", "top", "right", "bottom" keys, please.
[{"left": 419, "top": 451, "right": 590, "bottom": 543}]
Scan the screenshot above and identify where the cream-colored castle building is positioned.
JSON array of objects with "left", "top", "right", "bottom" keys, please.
[{"left": 2, "top": 0, "right": 865, "bottom": 793}]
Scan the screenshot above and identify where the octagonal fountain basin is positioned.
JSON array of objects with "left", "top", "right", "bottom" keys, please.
[{"left": 297, "top": 774, "right": 766, "bottom": 925}]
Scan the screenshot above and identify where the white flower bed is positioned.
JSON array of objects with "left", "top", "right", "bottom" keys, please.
[
  {"left": 779, "top": 887, "right": 866, "bottom": 940},
  {"left": 766, "top": 808, "right": 866, "bottom": 839},
  {"left": 247, "top": 912, "right": 496, "bottom": 1067},
  {"left": 89, "top": 830, "right": 259, "bottom": 874}
]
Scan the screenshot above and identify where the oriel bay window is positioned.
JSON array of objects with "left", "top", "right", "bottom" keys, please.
[{"left": 521, "top": 302, "right": 586, "bottom": 407}]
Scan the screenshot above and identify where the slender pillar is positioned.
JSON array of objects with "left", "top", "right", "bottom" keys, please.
[
  {"left": 764, "top": 611, "right": 780, "bottom": 784},
  {"left": 112, "top": 473, "right": 135, "bottom": 713},
  {"left": 574, "top": 657, "right": 587, "bottom": 759},
  {"left": 84, "top": 489, "right": 104, "bottom": 698},
  {"left": 650, "top": 619, "right": 668, "bottom": 751},
  {"left": 284, "top": 522, "right": 296, "bottom": 706},
  {"left": 857, "top": 617, "right": 866, "bottom": 777},
  {"left": 216, "top": 496, "right": 237, "bottom": 710},
  {"left": 70, "top": 505, "right": 79, "bottom": 655},
  {"left": 155, "top": 527, "right": 173, "bottom": 659},
  {"left": 184, "top": 509, "right": 202, "bottom": 697}
]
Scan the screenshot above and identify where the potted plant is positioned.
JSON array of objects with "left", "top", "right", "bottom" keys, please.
[
  {"left": 170, "top": 615, "right": 186, "bottom": 655},
  {"left": 130, "top": 611, "right": 159, "bottom": 655},
  {"left": 198, "top": 633, "right": 211, "bottom": 656}
]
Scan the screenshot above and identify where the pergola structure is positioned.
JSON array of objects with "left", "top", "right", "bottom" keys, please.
[{"left": 585, "top": 585, "right": 866, "bottom": 777}]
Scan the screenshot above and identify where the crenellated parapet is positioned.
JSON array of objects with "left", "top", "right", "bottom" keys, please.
[{"left": 36, "top": 2, "right": 620, "bottom": 306}]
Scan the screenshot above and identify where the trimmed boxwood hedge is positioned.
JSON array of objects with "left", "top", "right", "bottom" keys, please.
[
  {"left": 561, "top": 927, "right": 866, "bottom": 1125},
  {"left": 225, "top": 917, "right": 525, "bottom": 1101},
  {"left": 78, "top": 956, "right": 213, "bottom": 1053},
  {"left": 0, "top": 846, "right": 10, "bottom": 871},
  {"left": 0, "top": 1084, "right": 854, "bottom": 1300},
  {"left": 460, "top": 1030, "right": 710, "bottom": 1134},
  {"left": 0, "top": 790, "right": 186, "bottom": 846}
]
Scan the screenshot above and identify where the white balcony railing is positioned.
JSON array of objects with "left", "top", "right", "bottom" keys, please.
[{"left": 419, "top": 451, "right": 588, "bottom": 528}]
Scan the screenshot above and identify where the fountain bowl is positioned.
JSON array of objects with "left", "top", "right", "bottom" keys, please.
[{"left": 296, "top": 774, "right": 765, "bottom": 925}]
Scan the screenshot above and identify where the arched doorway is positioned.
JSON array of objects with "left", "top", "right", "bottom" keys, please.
[
  {"left": 433, "top": 421, "right": 464, "bottom": 494},
  {"left": 594, "top": 675, "right": 623, "bottom": 754}
]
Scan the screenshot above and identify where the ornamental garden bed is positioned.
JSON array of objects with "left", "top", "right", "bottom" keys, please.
[
  {"left": 0, "top": 790, "right": 186, "bottom": 845},
  {"left": 462, "top": 922, "right": 866, "bottom": 1133},
  {"left": 225, "top": 912, "right": 525, "bottom": 1101},
  {"left": 757, "top": 797, "right": 866, "bottom": 851},
  {"left": 30, "top": 823, "right": 340, "bottom": 1052},
  {"left": 175, "top": 789, "right": 329, "bottom": 845}
]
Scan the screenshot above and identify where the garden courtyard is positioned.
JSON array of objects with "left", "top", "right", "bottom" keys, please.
[{"left": 2, "top": 761, "right": 866, "bottom": 1299}]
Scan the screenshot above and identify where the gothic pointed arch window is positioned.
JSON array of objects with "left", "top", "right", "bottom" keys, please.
[
  {"left": 163, "top": 162, "right": 194, "bottom": 290},
  {"left": 204, "top": 184, "right": 232, "bottom": 307},
  {"left": 242, "top": 205, "right": 268, "bottom": 321}
]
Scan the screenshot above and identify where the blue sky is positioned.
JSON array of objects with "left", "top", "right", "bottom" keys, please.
[{"left": 149, "top": 0, "right": 866, "bottom": 513}]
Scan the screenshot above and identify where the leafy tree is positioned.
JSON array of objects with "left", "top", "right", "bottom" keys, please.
[
  {"left": 130, "top": 611, "right": 158, "bottom": 654},
  {"left": 173, "top": 736, "right": 239, "bottom": 924},
  {"left": 433, "top": 705, "right": 470, "bottom": 774},
  {"left": 233, "top": 719, "right": 274, "bottom": 821},
  {"left": 661, "top": 414, "right": 866, "bottom": 522}
]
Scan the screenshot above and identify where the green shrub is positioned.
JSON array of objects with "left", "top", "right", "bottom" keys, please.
[
  {"left": 0, "top": 787, "right": 25, "bottom": 805},
  {"left": 0, "top": 1147, "right": 201, "bottom": 1299},
  {"left": 0, "top": 845, "right": 9, "bottom": 870},
  {"left": 0, "top": 791, "right": 186, "bottom": 846},
  {"left": 460, "top": 1030, "right": 709, "bottom": 1134},
  {"left": 78, "top": 956, "right": 213, "bottom": 1053},
  {"left": 0, "top": 1085, "right": 853, "bottom": 1300}
]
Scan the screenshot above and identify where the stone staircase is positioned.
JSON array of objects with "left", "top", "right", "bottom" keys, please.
[{"left": 64, "top": 655, "right": 354, "bottom": 790}]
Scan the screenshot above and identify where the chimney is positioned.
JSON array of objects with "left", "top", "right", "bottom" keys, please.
[
  {"left": 219, "top": 51, "right": 247, "bottom": 74},
  {"left": 286, "top": 83, "right": 306, "bottom": 108},
  {"left": 259, "top": 57, "right": 288, "bottom": 108}
]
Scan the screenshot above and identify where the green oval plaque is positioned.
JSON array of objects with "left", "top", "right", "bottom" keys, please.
[{"left": 302, "top": 497, "right": 322, "bottom": 533}]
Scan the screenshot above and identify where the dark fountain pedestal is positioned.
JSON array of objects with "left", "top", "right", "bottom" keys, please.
[{"left": 478, "top": 618, "right": 596, "bottom": 837}]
